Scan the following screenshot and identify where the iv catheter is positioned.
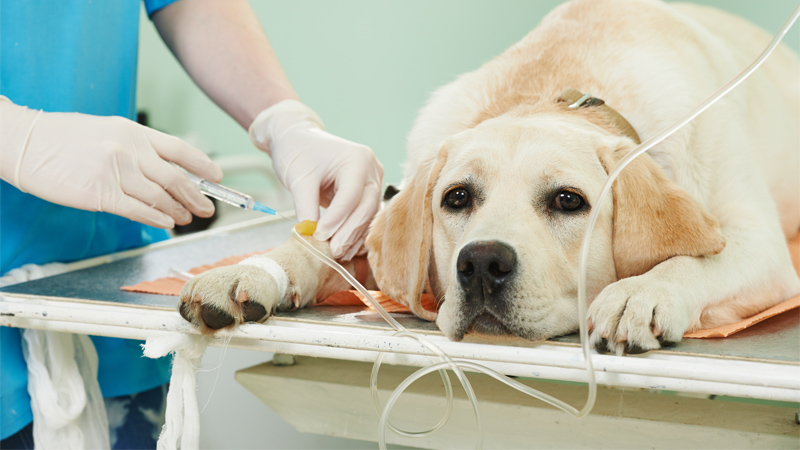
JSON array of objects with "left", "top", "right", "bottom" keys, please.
[{"left": 184, "top": 171, "right": 292, "bottom": 220}]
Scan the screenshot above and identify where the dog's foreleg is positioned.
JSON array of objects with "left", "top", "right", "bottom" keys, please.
[
  {"left": 589, "top": 218, "right": 800, "bottom": 354},
  {"left": 179, "top": 234, "right": 360, "bottom": 334}
]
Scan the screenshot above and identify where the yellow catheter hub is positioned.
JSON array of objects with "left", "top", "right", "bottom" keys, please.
[{"left": 295, "top": 220, "right": 317, "bottom": 236}]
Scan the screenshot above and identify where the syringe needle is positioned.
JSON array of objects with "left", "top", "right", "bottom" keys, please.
[{"left": 253, "top": 201, "right": 298, "bottom": 223}]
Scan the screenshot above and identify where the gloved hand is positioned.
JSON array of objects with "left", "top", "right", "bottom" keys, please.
[
  {"left": 0, "top": 96, "right": 222, "bottom": 228},
  {"left": 249, "top": 100, "right": 383, "bottom": 260}
]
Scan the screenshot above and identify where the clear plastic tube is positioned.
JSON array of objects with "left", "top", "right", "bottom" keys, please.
[
  {"left": 290, "top": 227, "right": 481, "bottom": 447},
  {"left": 370, "top": 347, "right": 454, "bottom": 438},
  {"left": 290, "top": 4, "right": 800, "bottom": 447}
]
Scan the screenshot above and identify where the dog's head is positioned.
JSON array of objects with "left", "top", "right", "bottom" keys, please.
[{"left": 367, "top": 106, "right": 725, "bottom": 341}]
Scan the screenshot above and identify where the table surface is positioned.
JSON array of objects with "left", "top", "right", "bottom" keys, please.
[{"left": 2, "top": 216, "right": 797, "bottom": 365}]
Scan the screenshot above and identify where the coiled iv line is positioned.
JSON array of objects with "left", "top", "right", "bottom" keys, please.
[
  {"left": 292, "top": 224, "right": 594, "bottom": 450},
  {"left": 291, "top": 4, "right": 800, "bottom": 447}
]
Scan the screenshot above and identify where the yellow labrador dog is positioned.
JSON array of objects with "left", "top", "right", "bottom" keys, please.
[{"left": 179, "top": 0, "right": 800, "bottom": 353}]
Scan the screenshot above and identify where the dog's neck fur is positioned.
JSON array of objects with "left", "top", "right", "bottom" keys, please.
[{"left": 468, "top": 91, "right": 642, "bottom": 147}]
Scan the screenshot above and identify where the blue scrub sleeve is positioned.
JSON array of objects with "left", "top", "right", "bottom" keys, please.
[{"left": 144, "top": 0, "right": 181, "bottom": 18}]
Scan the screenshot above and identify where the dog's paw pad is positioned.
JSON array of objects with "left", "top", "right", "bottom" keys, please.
[
  {"left": 242, "top": 301, "right": 268, "bottom": 322},
  {"left": 179, "top": 302, "right": 193, "bottom": 323},
  {"left": 178, "top": 263, "right": 284, "bottom": 334},
  {"left": 201, "top": 304, "right": 235, "bottom": 330}
]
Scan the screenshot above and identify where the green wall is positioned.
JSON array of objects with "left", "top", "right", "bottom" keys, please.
[{"left": 137, "top": 0, "right": 800, "bottom": 188}]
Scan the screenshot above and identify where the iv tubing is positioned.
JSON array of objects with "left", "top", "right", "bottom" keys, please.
[{"left": 290, "top": 227, "right": 483, "bottom": 448}]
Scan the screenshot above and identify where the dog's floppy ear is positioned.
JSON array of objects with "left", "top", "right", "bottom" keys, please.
[
  {"left": 366, "top": 147, "right": 449, "bottom": 321},
  {"left": 597, "top": 142, "right": 726, "bottom": 279}
]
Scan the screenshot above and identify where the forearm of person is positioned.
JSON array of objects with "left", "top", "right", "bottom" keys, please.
[{"left": 152, "top": 0, "right": 299, "bottom": 129}]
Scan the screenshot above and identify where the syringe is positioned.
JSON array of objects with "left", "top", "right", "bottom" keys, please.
[{"left": 184, "top": 171, "right": 290, "bottom": 219}]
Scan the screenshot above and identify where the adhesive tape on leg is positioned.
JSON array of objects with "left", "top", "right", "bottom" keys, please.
[{"left": 238, "top": 257, "right": 289, "bottom": 301}]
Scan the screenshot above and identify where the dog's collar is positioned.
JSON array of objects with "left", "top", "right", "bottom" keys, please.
[{"left": 557, "top": 89, "right": 641, "bottom": 144}]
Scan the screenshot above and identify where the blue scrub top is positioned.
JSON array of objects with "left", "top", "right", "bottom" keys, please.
[{"left": 1, "top": 0, "right": 179, "bottom": 439}]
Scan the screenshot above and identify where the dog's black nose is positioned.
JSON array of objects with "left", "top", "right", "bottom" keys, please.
[{"left": 457, "top": 241, "right": 517, "bottom": 301}]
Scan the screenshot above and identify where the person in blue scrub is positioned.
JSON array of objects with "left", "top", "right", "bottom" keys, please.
[{"left": 0, "top": 0, "right": 383, "bottom": 448}]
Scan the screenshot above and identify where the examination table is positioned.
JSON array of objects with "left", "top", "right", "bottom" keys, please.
[{"left": 1, "top": 216, "right": 797, "bottom": 449}]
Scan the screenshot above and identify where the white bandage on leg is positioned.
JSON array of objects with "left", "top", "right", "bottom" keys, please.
[{"left": 238, "top": 257, "right": 290, "bottom": 304}]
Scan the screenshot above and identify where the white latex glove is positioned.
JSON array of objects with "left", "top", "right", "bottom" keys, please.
[
  {"left": 249, "top": 100, "right": 383, "bottom": 260},
  {"left": 0, "top": 96, "right": 222, "bottom": 228}
]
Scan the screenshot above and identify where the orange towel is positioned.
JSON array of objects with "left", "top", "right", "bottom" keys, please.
[
  {"left": 684, "top": 232, "right": 800, "bottom": 338},
  {"left": 122, "top": 234, "right": 800, "bottom": 338},
  {"left": 317, "top": 289, "right": 439, "bottom": 313},
  {"left": 122, "top": 252, "right": 266, "bottom": 296}
]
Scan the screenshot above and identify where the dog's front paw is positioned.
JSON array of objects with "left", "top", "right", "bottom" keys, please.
[
  {"left": 588, "top": 277, "right": 691, "bottom": 354},
  {"left": 179, "top": 263, "right": 287, "bottom": 334}
]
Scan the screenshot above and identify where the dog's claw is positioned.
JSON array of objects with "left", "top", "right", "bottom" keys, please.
[
  {"left": 657, "top": 335, "right": 677, "bottom": 347},
  {"left": 594, "top": 337, "right": 610, "bottom": 353},
  {"left": 623, "top": 342, "right": 649, "bottom": 354}
]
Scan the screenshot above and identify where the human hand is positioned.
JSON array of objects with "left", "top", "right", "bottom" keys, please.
[
  {"left": 249, "top": 100, "right": 383, "bottom": 260},
  {"left": 0, "top": 97, "right": 222, "bottom": 228}
]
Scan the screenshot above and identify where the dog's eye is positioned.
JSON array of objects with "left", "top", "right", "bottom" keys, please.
[
  {"left": 553, "top": 191, "right": 585, "bottom": 212},
  {"left": 444, "top": 188, "right": 470, "bottom": 209}
]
